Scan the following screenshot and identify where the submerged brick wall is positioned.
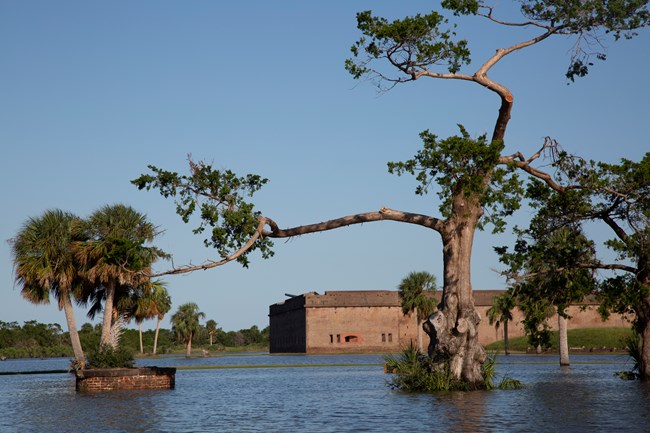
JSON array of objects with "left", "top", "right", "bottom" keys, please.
[{"left": 76, "top": 367, "right": 176, "bottom": 392}]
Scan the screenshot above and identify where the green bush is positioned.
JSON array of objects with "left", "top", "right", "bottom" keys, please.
[
  {"left": 385, "top": 345, "right": 523, "bottom": 392},
  {"left": 87, "top": 345, "right": 135, "bottom": 369}
]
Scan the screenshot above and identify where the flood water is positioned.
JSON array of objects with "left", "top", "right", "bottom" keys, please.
[{"left": 1, "top": 354, "right": 649, "bottom": 433}]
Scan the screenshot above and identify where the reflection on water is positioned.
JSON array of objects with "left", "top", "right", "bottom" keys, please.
[{"left": 1, "top": 355, "right": 649, "bottom": 433}]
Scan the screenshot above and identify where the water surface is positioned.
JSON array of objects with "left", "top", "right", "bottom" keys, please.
[{"left": 1, "top": 354, "right": 648, "bottom": 433}]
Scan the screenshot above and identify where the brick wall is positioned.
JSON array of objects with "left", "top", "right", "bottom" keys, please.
[
  {"left": 269, "top": 290, "right": 631, "bottom": 353},
  {"left": 76, "top": 367, "right": 176, "bottom": 392}
]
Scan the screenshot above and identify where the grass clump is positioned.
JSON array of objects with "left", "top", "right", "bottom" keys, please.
[
  {"left": 384, "top": 344, "right": 523, "bottom": 392},
  {"left": 482, "top": 352, "right": 524, "bottom": 390},
  {"left": 615, "top": 332, "right": 641, "bottom": 380},
  {"left": 486, "top": 327, "right": 632, "bottom": 353}
]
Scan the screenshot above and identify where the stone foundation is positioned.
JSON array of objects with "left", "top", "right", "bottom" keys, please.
[{"left": 75, "top": 367, "right": 176, "bottom": 392}]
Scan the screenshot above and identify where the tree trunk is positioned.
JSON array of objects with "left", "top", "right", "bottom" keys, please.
[
  {"left": 100, "top": 279, "right": 116, "bottom": 348},
  {"left": 186, "top": 334, "right": 192, "bottom": 358},
  {"left": 503, "top": 320, "right": 509, "bottom": 356},
  {"left": 153, "top": 317, "right": 161, "bottom": 355},
  {"left": 416, "top": 309, "right": 423, "bottom": 352},
  {"left": 60, "top": 289, "right": 85, "bottom": 367},
  {"left": 558, "top": 312, "right": 570, "bottom": 366},
  {"left": 638, "top": 296, "right": 650, "bottom": 380},
  {"left": 138, "top": 322, "right": 144, "bottom": 354},
  {"left": 424, "top": 204, "right": 486, "bottom": 387}
]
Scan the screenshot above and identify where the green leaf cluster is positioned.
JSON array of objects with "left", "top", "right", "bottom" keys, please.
[
  {"left": 345, "top": 10, "right": 470, "bottom": 86},
  {"left": 132, "top": 160, "right": 274, "bottom": 267},
  {"left": 87, "top": 344, "right": 135, "bottom": 369},
  {"left": 388, "top": 126, "right": 523, "bottom": 232}
]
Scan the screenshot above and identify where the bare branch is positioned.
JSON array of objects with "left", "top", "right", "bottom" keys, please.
[
  {"left": 148, "top": 207, "right": 445, "bottom": 277},
  {"left": 499, "top": 261, "right": 638, "bottom": 283},
  {"left": 478, "top": 5, "right": 553, "bottom": 29},
  {"left": 499, "top": 138, "right": 567, "bottom": 192},
  {"left": 262, "top": 207, "right": 444, "bottom": 238},
  {"left": 149, "top": 218, "right": 266, "bottom": 277}
]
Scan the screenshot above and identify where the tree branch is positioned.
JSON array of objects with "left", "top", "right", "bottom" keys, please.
[
  {"left": 499, "top": 261, "right": 638, "bottom": 283},
  {"left": 262, "top": 207, "right": 444, "bottom": 238},
  {"left": 149, "top": 218, "right": 266, "bottom": 277},
  {"left": 499, "top": 139, "right": 568, "bottom": 192},
  {"left": 148, "top": 207, "right": 444, "bottom": 277}
]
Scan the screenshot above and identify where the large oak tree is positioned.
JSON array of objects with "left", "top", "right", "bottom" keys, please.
[{"left": 133, "top": 1, "right": 648, "bottom": 386}]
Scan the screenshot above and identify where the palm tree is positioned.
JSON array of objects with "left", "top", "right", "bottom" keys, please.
[
  {"left": 10, "top": 209, "right": 87, "bottom": 366},
  {"left": 130, "top": 280, "right": 167, "bottom": 354},
  {"left": 76, "top": 204, "right": 168, "bottom": 349},
  {"left": 206, "top": 319, "right": 218, "bottom": 346},
  {"left": 398, "top": 271, "right": 437, "bottom": 351},
  {"left": 171, "top": 303, "right": 205, "bottom": 357},
  {"left": 487, "top": 292, "right": 515, "bottom": 355},
  {"left": 151, "top": 286, "right": 172, "bottom": 355}
]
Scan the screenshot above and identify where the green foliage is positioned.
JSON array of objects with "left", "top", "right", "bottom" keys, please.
[
  {"left": 132, "top": 160, "right": 273, "bottom": 267},
  {"left": 10, "top": 209, "right": 87, "bottom": 306},
  {"left": 345, "top": 10, "right": 471, "bottom": 86},
  {"left": 347, "top": 2, "right": 648, "bottom": 83},
  {"left": 388, "top": 126, "right": 523, "bottom": 232},
  {"left": 385, "top": 344, "right": 465, "bottom": 392},
  {"left": 385, "top": 345, "right": 522, "bottom": 392},
  {"left": 523, "top": 152, "right": 649, "bottom": 336},
  {"left": 616, "top": 332, "right": 641, "bottom": 380},
  {"left": 79, "top": 203, "right": 169, "bottom": 275},
  {"left": 87, "top": 344, "right": 135, "bottom": 369},
  {"left": 482, "top": 351, "right": 524, "bottom": 390},
  {"left": 496, "top": 184, "right": 599, "bottom": 348},
  {"left": 486, "top": 327, "right": 633, "bottom": 352},
  {"left": 519, "top": 0, "right": 650, "bottom": 72},
  {"left": 487, "top": 293, "right": 515, "bottom": 328},
  {"left": 171, "top": 303, "right": 206, "bottom": 345},
  {"left": 398, "top": 271, "right": 437, "bottom": 321}
]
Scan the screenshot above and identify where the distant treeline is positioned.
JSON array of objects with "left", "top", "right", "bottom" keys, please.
[{"left": 0, "top": 320, "right": 269, "bottom": 359}]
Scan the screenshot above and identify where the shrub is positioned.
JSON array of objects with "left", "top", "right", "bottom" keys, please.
[
  {"left": 385, "top": 344, "right": 523, "bottom": 392},
  {"left": 87, "top": 345, "right": 135, "bottom": 369}
]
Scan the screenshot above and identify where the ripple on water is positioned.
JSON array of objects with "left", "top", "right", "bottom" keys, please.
[{"left": 1, "top": 355, "right": 649, "bottom": 433}]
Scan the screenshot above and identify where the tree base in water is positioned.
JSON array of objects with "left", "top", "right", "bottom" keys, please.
[{"left": 384, "top": 345, "right": 523, "bottom": 392}]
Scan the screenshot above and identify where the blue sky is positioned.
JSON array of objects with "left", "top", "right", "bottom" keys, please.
[{"left": 1, "top": 1, "right": 648, "bottom": 333}]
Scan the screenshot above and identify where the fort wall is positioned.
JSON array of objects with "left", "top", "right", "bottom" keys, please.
[{"left": 269, "top": 290, "right": 631, "bottom": 354}]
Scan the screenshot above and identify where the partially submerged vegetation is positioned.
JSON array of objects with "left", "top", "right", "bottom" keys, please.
[{"left": 384, "top": 345, "right": 523, "bottom": 392}]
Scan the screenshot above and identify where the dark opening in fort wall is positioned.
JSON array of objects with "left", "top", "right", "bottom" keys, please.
[{"left": 75, "top": 367, "right": 176, "bottom": 392}]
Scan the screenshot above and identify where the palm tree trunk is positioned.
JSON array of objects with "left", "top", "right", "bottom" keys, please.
[
  {"left": 138, "top": 322, "right": 144, "bottom": 354},
  {"left": 100, "top": 279, "right": 116, "bottom": 348},
  {"left": 186, "top": 334, "right": 192, "bottom": 358},
  {"left": 416, "top": 307, "right": 423, "bottom": 351},
  {"left": 504, "top": 320, "right": 509, "bottom": 356},
  {"left": 153, "top": 317, "right": 161, "bottom": 355},
  {"left": 558, "top": 312, "right": 570, "bottom": 366},
  {"left": 60, "top": 290, "right": 85, "bottom": 367}
]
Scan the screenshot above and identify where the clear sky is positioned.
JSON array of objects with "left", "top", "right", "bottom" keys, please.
[{"left": 1, "top": 1, "right": 648, "bottom": 333}]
